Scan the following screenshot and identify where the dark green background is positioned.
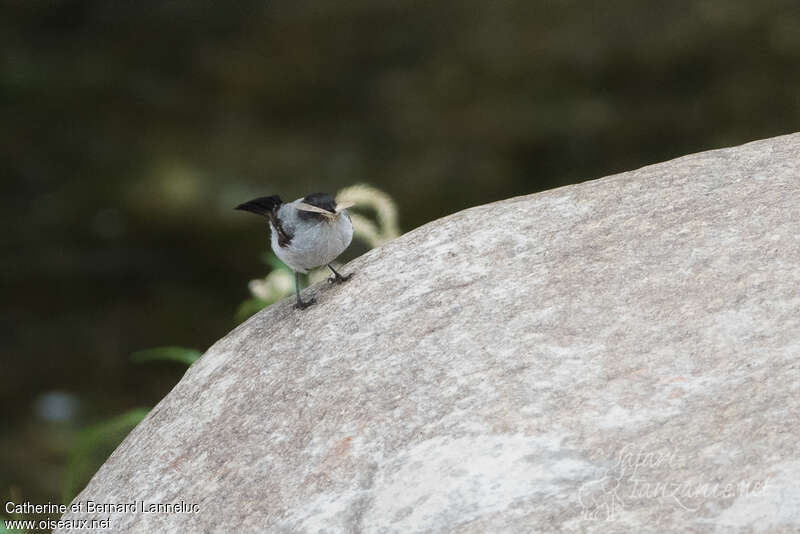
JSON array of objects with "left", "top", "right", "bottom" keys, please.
[{"left": 2, "top": 0, "right": 799, "bottom": 506}]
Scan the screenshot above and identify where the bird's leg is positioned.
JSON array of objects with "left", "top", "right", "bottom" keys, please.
[
  {"left": 327, "top": 264, "right": 353, "bottom": 284},
  {"left": 294, "top": 271, "right": 316, "bottom": 309}
]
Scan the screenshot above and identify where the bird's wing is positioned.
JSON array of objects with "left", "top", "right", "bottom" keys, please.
[{"left": 269, "top": 210, "right": 293, "bottom": 247}]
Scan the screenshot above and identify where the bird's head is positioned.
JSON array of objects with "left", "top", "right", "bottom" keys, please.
[{"left": 295, "top": 192, "right": 354, "bottom": 221}]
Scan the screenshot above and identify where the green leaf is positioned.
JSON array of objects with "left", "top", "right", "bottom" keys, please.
[
  {"left": 235, "top": 298, "right": 269, "bottom": 324},
  {"left": 130, "top": 346, "right": 202, "bottom": 366},
  {"left": 261, "top": 251, "right": 291, "bottom": 273},
  {"left": 61, "top": 408, "right": 149, "bottom": 503}
]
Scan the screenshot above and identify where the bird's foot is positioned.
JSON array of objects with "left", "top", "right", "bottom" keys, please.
[
  {"left": 295, "top": 297, "right": 316, "bottom": 310},
  {"left": 328, "top": 272, "right": 354, "bottom": 284}
]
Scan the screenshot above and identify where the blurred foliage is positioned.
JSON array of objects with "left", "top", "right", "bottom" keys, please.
[
  {"left": 337, "top": 184, "right": 400, "bottom": 248},
  {"left": 130, "top": 346, "right": 203, "bottom": 366},
  {"left": 61, "top": 408, "right": 149, "bottom": 503},
  {"left": 0, "top": 486, "right": 33, "bottom": 534},
  {"left": 0, "top": 518, "right": 15, "bottom": 533},
  {"left": 2, "top": 0, "right": 799, "bottom": 510},
  {"left": 0, "top": 487, "right": 25, "bottom": 532},
  {"left": 236, "top": 251, "right": 294, "bottom": 323}
]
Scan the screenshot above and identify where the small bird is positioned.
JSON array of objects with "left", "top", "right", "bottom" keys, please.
[{"left": 236, "top": 192, "right": 354, "bottom": 309}]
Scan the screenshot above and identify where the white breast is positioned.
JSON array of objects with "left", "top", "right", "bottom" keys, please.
[{"left": 270, "top": 208, "right": 353, "bottom": 273}]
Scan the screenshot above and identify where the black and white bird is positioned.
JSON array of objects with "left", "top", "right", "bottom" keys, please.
[{"left": 236, "top": 192, "right": 354, "bottom": 309}]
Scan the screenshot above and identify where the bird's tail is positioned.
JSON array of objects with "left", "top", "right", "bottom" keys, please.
[{"left": 235, "top": 195, "right": 282, "bottom": 216}]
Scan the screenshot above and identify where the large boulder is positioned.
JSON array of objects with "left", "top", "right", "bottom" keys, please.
[{"left": 60, "top": 133, "right": 800, "bottom": 533}]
